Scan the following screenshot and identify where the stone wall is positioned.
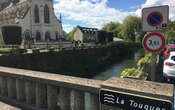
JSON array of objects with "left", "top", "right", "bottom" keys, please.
[
  {"left": 0, "top": 66, "right": 173, "bottom": 110},
  {"left": 0, "top": 42, "right": 141, "bottom": 77}
]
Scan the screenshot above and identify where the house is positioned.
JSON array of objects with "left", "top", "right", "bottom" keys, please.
[
  {"left": 0, "top": 0, "right": 63, "bottom": 48},
  {"left": 74, "top": 26, "right": 98, "bottom": 43},
  {"left": 74, "top": 26, "right": 114, "bottom": 44}
]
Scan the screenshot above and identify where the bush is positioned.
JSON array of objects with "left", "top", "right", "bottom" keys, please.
[
  {"left": 0, "top": 48, "right": 12, "bottom": 54},
  {"left": 60, "top": 47, "right": 65, "bottom": 51},
  {"left": 121, "top": 68, "right": 136, "bottom": 78},
  {"left": 121, "top": 53, "right": 151, "bottom": 79},
  {"left": 49, "top": 46, "right": 55, "bottom": 52},
  {"left": 32, "top": 48, "right": 40, "bottom": 54},
  {"left": 13, "top": 48, "right": 27, "bottom": 54},
  {"left": 137, "top": 53, "right": 152, "bottom": 69},
  {"left": 0, "top": 48, "right": 27, "bottom": 54}
]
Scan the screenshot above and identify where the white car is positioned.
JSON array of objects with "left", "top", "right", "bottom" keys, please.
[{"left": 163, "top": 51, "right": 175, "bottom": 82}]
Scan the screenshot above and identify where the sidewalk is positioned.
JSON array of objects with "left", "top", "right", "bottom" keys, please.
[{"left": 0, "top": 101, "right": 21, "bottom": 110}]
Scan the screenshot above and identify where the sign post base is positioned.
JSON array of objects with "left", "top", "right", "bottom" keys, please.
[{"left": 151, "top": 53, "right": 157, "bottom": 81}]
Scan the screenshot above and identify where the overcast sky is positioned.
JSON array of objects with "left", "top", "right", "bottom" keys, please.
[{"left": 53, "top": 0, "right": 175, "bottom": 33}]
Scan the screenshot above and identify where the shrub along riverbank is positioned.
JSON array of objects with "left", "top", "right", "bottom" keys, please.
[
  {"left": 0, "top": 42, "right": 141, "bottom": 78},
  {"left": 121, "top": 53, "right": 152, "bottom": 80}
]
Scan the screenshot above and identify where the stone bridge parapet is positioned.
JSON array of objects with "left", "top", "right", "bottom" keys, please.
[{"left": 0, "top": 66, "right": 173, "bottom": 110}]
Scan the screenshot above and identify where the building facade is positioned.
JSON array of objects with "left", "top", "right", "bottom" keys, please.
[
  {"left": 74, "top": 26, "right": 114, "bottom": 44},
  {"left": 0, "top": 0, "right": 63, "bottom": 47},
  {"left": 74, "top": 26, "right": 98, "bottom": 43}
]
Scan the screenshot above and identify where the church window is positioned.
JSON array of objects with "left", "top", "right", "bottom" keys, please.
[
  {"left": 44, "top": 5, "right": 50, "bottom": 24},
  {"left": 24, "top": 31, "right": 31, "bottom": 41},
  {"left": 36, "top": 32, "right": 41, "bottom": 41},
  {"left": 45, "top": 31, "right": 51, "bottom": 41},
  {"left": 55, "top": 32, "right": 58, "bottom": 41},
  {"left": 34, "top": 5, "right": 40, "bottom": 23}
]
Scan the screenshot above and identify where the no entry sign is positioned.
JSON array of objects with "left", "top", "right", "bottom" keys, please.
[
  {"left": 142, "top": 32, "right": 165, "bottom": 53},
  {"left": 142, "top": 5, "right": 169, "bottom": 32}
]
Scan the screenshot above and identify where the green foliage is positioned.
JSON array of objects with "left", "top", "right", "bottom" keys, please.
[
  {"left": 121, "top": 68, "right": 136, "bottom": 78},
  {"left": 164, "top": 21, "right": 175, "bottom": 42},
  {"left": 13, "top": 48, "right": 27, "bottom": 54},
  {"left": 32, "top": 48, "right": 40, "bottom": 54},
  {"left": 65, "top": 28, "right": 76, "bottom": 41},
  {"left": 102, "top": 16, "right": 145, "bottom": 42},
  {"left": 121, "top": 16, "right": 145, "bottom": 42},
  {"left": 137, "top": 53, "right": 152, "bottom": 69},
  {"left": 49, "top": 46, "right": 55, "bottom": 52},
  {"left": 102, "top": 22, "right": 122, "bottom": 38},
  {"left": 0, "top": 48, "right": 27, "bottom": 54},
  {"left": 62, "top": 30, "right": 67, "bottom": 38},
  {"left": 135, "top": 34, "right": 141, "bottom": 43},
  {"left": 59, "top": 47, "right": 66, "bottom": 51},
  {"left": 121, "top": 53, "right": 151, "bottom": 79},
  {"left": 0, "top": 48, "right": 13, "bottom": 53}
]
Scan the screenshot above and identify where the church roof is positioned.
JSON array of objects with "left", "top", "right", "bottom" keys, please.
[{"left": 0, "top": 0, "right": 30, "bottom": 25}]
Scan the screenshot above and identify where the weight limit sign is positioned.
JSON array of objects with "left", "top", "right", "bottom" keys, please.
[{"left": 142, "top": 33, "right": 165, "bottom": 53}]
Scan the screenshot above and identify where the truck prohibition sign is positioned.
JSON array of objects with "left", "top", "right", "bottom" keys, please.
[{"left": 142, "top": 32, "right": 165, "bottom": 53}]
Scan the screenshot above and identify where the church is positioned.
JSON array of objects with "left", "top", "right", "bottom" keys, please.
[{"left": 0, "top": 0, "right": 63, "bottom": 47}]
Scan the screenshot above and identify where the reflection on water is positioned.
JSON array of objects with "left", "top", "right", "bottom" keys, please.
[{"left": 93, "top": 59, "right": 137, "bottom": 80}]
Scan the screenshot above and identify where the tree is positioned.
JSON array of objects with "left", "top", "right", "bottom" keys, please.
[
  {"left": 65, "top": 28, "right": 76, "bottom": 41},
  {"left": 121, "top": 16, "right": 145, "bottom": 42},
  {"left": 102, "top": 22, "right": 122, "bottom": 38},
  {"left": 164, "top": 21, "right": 175, "bottom": 42},
  {"left": 101, "top": 16, "right": 145, "bottom": 42},
  {"left": 62, "top": 30, "right": 67, "bottom": 37}
]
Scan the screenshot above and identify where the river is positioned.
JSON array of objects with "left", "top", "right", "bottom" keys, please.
[
  {"left": 93, "top": 49, "right": 145, "bottom": 80},
  {"left": 83, "top": 49, "right": 145, "bottom": 110},
  {"left": 70, "top": 49, "right": 175, "bottom": 110},
  {"left": 91, "top": 48, "right": 175, "bottom": 110}
]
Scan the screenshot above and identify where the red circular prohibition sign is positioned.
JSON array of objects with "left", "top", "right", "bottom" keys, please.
[
  {"left": 147, "top": 12, "right": 163, "bottom": 26},
  {"left": 143, "top": 33, "right": 165, "bottom": 53}
]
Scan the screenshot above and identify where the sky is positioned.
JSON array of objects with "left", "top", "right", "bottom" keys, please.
[{"left": 53, "top": 0, "right": 175, "bottom": 33}]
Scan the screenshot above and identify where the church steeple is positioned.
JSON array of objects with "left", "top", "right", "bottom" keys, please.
[{"left": 60, "top": 13, "right": 62, "bottom": 23}]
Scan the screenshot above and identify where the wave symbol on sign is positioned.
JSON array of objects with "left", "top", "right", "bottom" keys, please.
[{"left": 103, "top": 94, "right": 115, "bottom": 104}]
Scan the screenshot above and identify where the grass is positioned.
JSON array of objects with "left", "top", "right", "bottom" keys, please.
[
  {"left": 0, "top": 48, "right": 27, "bottom": 54},
  {"left": 0, "top": 48, "right": 13, "bottom": 53}
]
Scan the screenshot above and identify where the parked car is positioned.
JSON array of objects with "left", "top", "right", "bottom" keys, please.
[
  {"left": 163, "top": 51, "right": 175, "bottom": 82},
  {"left": 80, "top": 42, "right": 96, "bottom": 47},
  {"left": 80, "top": 43, "right": 88, "bottom": 47},
  {"left": 164, "top": 43, "right": 175, "bottom": 58},
  {"left": 88, "top": 42, "right": 96, "bottom": 47}
]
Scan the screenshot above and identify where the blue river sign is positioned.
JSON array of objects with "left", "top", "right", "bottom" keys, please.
[{"left": 100, "top": 89, "right": 173, "bottom": 110}]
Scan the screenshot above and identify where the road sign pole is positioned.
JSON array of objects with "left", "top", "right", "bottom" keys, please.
[
  {"left": 151, "top": 53, "right": 157, "bottom": 81},
  {"left": 142, "top": 32, "right": 165, "bottom": 81},
  {"left": 142, "top": 5, "right": 167, "bottom": 81}
]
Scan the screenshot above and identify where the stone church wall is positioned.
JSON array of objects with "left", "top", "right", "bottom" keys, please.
[
  {"left": 29, "top": 0, "right": 62, "bottom": 41},
  {"left": 0, "top": 0, "right": 10, "bottom": 11}
]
